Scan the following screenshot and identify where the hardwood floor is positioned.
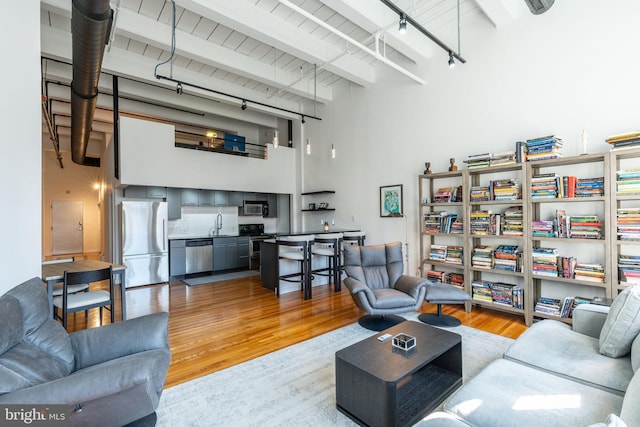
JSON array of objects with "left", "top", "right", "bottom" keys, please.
[{"left": 66, "top": 275, "right": 529, "bottom": 389}]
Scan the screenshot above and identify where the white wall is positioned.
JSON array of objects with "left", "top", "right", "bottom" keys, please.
[
  {"left": 303, "top": 1, "right": 640, "bottom": 275},
  {"left": 118, "top": 116, "right": 297, "bottom": 195},
  {"left": 0, "top": 2, "right": 41, "bottom": 295}
]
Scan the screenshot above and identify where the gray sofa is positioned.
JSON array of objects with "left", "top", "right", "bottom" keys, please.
[
  {"left": 0, "top": 277, "right": 171, "bottom": 427},
  {"left": 424, "top": 285, "right": 640, "bottom": 427}
]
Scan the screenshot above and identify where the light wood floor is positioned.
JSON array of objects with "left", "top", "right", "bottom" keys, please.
[{"left": 66, "top": 275, "right": 529, "bottom": 389}]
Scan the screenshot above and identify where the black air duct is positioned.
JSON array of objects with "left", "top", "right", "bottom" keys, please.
[{"left": 70, "top": 0, "right": 112, "bottom": 167}]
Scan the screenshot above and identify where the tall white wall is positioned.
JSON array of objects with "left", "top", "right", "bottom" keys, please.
[
  {"left": 0, "top": 2, "right": 41, "bottom": 294},
  {"left": 303, "top": 1, "right": 640, "bottom": 275}
]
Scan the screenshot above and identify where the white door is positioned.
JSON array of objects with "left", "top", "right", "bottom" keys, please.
[{"left": 51, "top": 200, "right": 83, "bottom": 255}]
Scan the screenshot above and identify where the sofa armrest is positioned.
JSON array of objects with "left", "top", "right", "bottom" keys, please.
[
  {"left": 572, "top": 304, "right": 610, "bottom": 338},
  {"left": 70, "top": 312, "right": 169, "bottom": 370},
  {"left": 394, "top": 275, "right": 429, "bottom": 299}
]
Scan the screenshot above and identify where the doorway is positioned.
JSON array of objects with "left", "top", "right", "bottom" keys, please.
[{"left": 51, "top": 200, "right": 83, "bottom": 255}]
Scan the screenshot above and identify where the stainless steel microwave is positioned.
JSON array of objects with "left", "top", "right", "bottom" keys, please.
[{"left": 243, "top": 200, "right": 268, "bottom": 216}]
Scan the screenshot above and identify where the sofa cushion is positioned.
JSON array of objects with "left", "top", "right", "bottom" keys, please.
[
  {"left": 443, "top": 359, "right": 624, "bottom": 427},
  {"left": 588, "top": 414, "right": 628, "bottom": 427},
  {"left": 504, "top": 319, "right": 633, "bottom": 394},
  {"left": 632, "top": 334, "right": 640, "bottom": 373},
  {"left": 370, "top": 288, "right": 417, "bottom": 309},
  {"left": 620, "top": 371, "right": 640, "bottom": 427},
  {"left": 0, "top": 293, "right": 23, "bottom": 355},
  {"left": 600, "top": 285, "right": 640, "bottom": 358}
]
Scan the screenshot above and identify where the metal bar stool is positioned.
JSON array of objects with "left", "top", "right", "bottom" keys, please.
[
  {"left": 276, "top": 235, "right": 314, "bottom": 299},
  {"left": 311, "top": 233, "right": 343, "bottom": 292},
  {"left": 342, "top": 231, "right": 366, "bottom": 247}
]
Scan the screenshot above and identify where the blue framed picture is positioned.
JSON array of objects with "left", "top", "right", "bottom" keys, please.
[{"left": 380, "top": 184, "right": 403, "bottom": 217}]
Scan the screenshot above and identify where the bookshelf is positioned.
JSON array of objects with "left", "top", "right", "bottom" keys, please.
[{"left": 418, "top": 150, "right": 630, "bottom": 327}]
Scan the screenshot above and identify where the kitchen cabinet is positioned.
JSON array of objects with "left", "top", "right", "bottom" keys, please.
[
  {"left": 213, "top": 237, "right": 237, "bottom": 271},
  {"left": 169, "top": 239, "right": 186, "bottom": 276},
  {"left": 266, "top": 193, "right": 278, "bottom": 218},
  {"left": 198, "top": 190, "right": 215, "bottom": 205},
  {"left": 124, "top": 185, "right": 167, "bottom": 199},
  {"left": 214, "top": 191, "right": 230, "bottom": 206},
  {"left": 229, "top": 191, "right": 245, "bottom": 206},
  {"left": 181, "top": 188, "right": 199, "bottom": 205},
  {"left": 167, "top": 187, "right": 182, "bottom": 220},
  {"left": 238, "top": 236, "right": 249, "bottom": 269}
]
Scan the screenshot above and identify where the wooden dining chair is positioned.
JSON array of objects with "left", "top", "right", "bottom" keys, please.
[
  {"left": 42, "top": 257, "right": 90, "bottom": 297},
  {"left": 52, "top": 266, "right": 114, "bottom": 329}
]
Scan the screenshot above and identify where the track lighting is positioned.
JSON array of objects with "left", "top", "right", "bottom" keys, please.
[
  {"left": 398, "top": 14, "right": 407, "bottom": 34},
  {"left": 448, "top": 52, "right": 456, "bottom": 68},
  {"left": 331, "top": 144, "right": 336, "bottom": 159},
  {"left": 241, "top": 100, "right": 247, "bottom": 110},
  {"left": 176, "top": 82, "right": 183, "bottom": 94},
  {"left": 301, "top": 115, "right": 306, "bottom": 124},
  {"left": 273, "top": 130, "right": 279, "bottom": 148},
  {"left": 306, "top": 138, "right": 311, "bottom": 155}
]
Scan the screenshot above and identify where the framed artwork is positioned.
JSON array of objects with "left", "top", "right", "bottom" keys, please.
[{"left": 380, "top": 184, "right": 403, "bottom": 217}]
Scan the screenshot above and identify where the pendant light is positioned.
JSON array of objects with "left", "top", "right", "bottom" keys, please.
[
  {"left": 331, "top": 144, "right": 336, "bottom": 159},
  {"left": 273, "top": 130, "right": 279, "bottom": 148},
  {"left": 306, "top": 138, "right": 311, "bottom": 155}
]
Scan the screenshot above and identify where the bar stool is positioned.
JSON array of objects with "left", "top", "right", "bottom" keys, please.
[
  {"left": 311, "top": 233, "right": 343, "bottom": 292},
  {"left": 276, "top": 235, "right": 314, "bottom": 299},
  {"left": 342, "top": 231, "right": 366, "bottom": 247}
]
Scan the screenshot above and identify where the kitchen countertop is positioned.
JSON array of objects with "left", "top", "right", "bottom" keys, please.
[
  {"left": 168, "top": 234, "right": 242, "bottom": 240},
  {"left": 261, "top": 229, "right": 361, "bottom": 242}
]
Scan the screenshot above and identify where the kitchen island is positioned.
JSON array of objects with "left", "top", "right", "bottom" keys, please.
[{"left": 260, "top": 229, "right": 361, "bottom": 297}]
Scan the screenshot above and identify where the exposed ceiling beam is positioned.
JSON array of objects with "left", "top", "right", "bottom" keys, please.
[
  {"left": 175, "top": 0, "right": 375, "bottom": 87},
  {"left": 321, "top": 0, "right": 435, "bottom": 63},
  {"left": 474, "top": 0, "right": 515, "bottom": 28}
]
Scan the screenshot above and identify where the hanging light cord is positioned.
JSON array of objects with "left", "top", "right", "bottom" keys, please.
[{"left": 154, "top": 0, "right": 176, "bottom": 79}]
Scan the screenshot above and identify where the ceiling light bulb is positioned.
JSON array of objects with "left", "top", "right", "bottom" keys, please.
[
  {"left": 399, "top": 14, "right": 407, "bottom": 34},
  {"left": 331, "top": 144, "right": 336, "bottom": 159},
  {"left": 273, "top": 130, "right": 279, "bottom": 148},
  {"left": 306, "top": 138, "right": 311, "bottom": 155},
  {"left": 176, "top": 82, "right": 183, "bottom": 94},
  {"left": 241, "top": 100, "right": 247, "bottom": 110},
  {"left": 448, "top": 52, "right": 456, "bottom": 68}
]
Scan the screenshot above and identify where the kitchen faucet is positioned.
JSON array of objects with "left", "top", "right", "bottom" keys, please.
[{"left": 215, "top": 212, "right": 223, "bottom": 236}]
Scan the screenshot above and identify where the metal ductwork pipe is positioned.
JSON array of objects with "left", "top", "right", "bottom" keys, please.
[{"left": 70, "top": 0, "right": 113, "bottom": 167}]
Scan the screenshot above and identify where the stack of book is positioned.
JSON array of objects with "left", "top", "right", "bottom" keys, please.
[
  {"left": 433, "top": 186, "right": 463, "bottom": 203},
  {"left": 426, "top": 270, "right": 447, "bottom": 283},
  {"left": 568, "top": 215, "right": 602, "bottom": 239},
  {"left": 445, "top": 246, "right": 464, "bottom": 265},
  {"left": 429, "top": 245, "right": 447, "bottom": 262},
  {"left": 557, "top": 256, "right": 577, "bottom": 278},
  {"left": 489, "top": 178, "right": 521, "bottom": 200},
  {"left": 450, "top": 217, "right": 464, "bottom": 234},
  {"left": 490, "top": 151, "right": 517, "bottom": 166},
  {"left": 470, "top": 210, "right": 491, "bottom": 235},
  {"left": 617, "top": 208, "right": 640, "bottom": 240},
  {"left": 491, "top": 282, "right": 523, "bottom": 308},
  {"left": 559, "top": 296, "right": 592, "bottom": 318},
  {"left": 493, "top": 245, "right": 522, "bottom": 272},
  {"left": 424, "top": 212, "right": 446, "bottom": 233},
  {"left": 525, "top": 135, "right": 563, "bottom": 162},
  {"left": 426, "top": 271, "right": 465, "bottom": 291},
  {"left": 573, "top": 263, "right": 605, "bottom": 283},
  {"left": 617, "top": 168, "right": 640, "bottom": 195},
  {"left": 532, "top": 247, "right": 559, "bottom": 277},
  {"left": 501, "top": 206, "right": 524, "bottom": 236},
  {"left": 472, "top": 245, "right": 495, "bottom": 269},
  {"left": 618, "top": 255, "right": 640, "bottom": 284},
  {"left": 553, "top": 209, "right": 569, "bottom": 237},
  {"left": 534, "top": 297, "right": 562, "bottom": 316},
  {"left": 531, "top": 220, "right": 555, "bottom": 237},
  {"left": 559, "top": 176, "right": 577, "bottom": 197},
  {"left": 470, "top": 185, "right": 490, "bottom": 202},
  {"left": 531, "top": 173, "right": 560, "bottom": 199},
  {"left": 575, "top": 177, "right": 604, "bottom": 197},
  {"left": 471, "top": 280, "right": 493, "bottom": 302},
  {"left": 606, "top": 131, "right": 640, "bottom": 150},
  {"left": 464, "top": 153, "right": 491, "bottom": 169}
]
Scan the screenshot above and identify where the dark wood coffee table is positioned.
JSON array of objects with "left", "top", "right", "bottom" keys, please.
[{"left": 335, "top": 321, "right": 462, "bottom": 427}]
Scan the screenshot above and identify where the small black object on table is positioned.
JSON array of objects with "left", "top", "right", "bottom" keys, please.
[{"left": 335, "top": 321, "right": 462, "bottom": 427}]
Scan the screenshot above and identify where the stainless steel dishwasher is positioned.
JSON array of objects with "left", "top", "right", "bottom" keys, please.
[{"left": 185, "top": 239, "right": 213, "bottom": 274}]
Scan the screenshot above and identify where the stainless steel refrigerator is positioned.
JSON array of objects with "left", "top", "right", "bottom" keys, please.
[{"left": 121, "top": 201, "right": 169, "bottom": 288}]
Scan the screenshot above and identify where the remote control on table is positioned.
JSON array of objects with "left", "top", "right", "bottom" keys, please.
[{"left": 377, "top": 333, "right": 392, "bottom": 341}]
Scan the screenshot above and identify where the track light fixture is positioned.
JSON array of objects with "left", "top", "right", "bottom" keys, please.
[
  {"left": 398, "top": 14, "right": 407, "bottom": 34},
  {"left": 301, "top": 115, "right": 306, "bottom": 124},
  {"left": 306, "top": 138, "right": 311, "bottom": 155},
  {"left": 273, "top": 130, "right": 279, "bottom": 148},
  {"left": 176, "top": 82, "right": 183, "bottom": 94},
  {"left": 331, "top": 144, "right": 336, "bottom": 159},
  {"left": 241, "top": 100, "right": 247, "bottom": 110},
  {"left": 448, "top": 52, "right": 455, "bottom": 68}
]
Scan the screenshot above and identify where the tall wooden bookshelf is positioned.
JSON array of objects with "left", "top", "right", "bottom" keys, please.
[{"left": 418, "top": 151, "right": 628, "bottom": 326}]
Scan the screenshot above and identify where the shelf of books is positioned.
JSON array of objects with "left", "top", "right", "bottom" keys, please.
[
  {"left": 465, "top": 163, "right": 528, "bottom": 321},
  {"left": 609, "top": 146, "right": 640, "bottom": 294},
  {"left": 419, "top": 172, "right": 468, "bottom": 310},
  {"left": 527, "top": 152, "right": 610, "bottom": 325}
]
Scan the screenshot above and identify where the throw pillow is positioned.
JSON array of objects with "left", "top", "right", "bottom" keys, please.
[
  {"left": 599, "top": 285, "right": 640, "bottom": 357},
  {"left": 588, "top": 414, "right": 628, "bottom": 427}
]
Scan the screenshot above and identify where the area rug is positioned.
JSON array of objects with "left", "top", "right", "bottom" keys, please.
[
  {"left": 155, "top": 312, "right": 514, "bottom": 426},
  {"left": 183, "top": 270, "right": 260, "bottom": 286}
]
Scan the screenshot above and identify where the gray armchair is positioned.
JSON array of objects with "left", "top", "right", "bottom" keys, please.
[
  {"left": 343, "top": 242, "right": 428, "bottom": 331},
  {"left": 0, "top": 277, "right": 171, "bottom": 427}
]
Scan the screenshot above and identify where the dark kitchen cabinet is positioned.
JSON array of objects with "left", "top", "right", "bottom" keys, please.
[
  {"left": 237, "top": 237, "right": 249, "bottom": 269},
  {"left": 167, "top": 187, "right": 182, "bottom": 220},
  {"left": 181, "top": 188, "right": 199, "bottom": 205},
  {"left": 229, "top": 191, "right": 244, "bottom": 206},
  {"left": 124, "top": 185, "right": 167, "bottom": 199},
  {"left": 198, "top": 190, "right": 215, "bottom": 205},
  {"left": 169, "top": 239, "right": 186, "bottom": 276},
  {"left": 266, "top": 193, "right": 278, "bottom": 218},
  {"left": 214, "top": 191, "right": 230, "bottom": 206},
  {"left": 213, "top": 237, "right": 237, "bottom": 271}
]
